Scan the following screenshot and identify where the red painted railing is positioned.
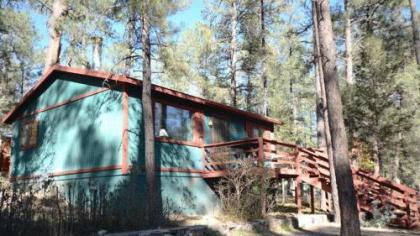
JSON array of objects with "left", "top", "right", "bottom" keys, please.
[{"left": 202, "top": 137, "right": 420, "bottom": 229}]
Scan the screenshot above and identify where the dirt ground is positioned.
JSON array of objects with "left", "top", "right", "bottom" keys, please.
[{"left": 286, "top": 223, "right": 420, "bottom": 236}]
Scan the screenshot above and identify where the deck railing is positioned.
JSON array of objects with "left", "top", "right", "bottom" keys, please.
[{"left": 202, "top": 137, "right": 420, "bottom": 229}]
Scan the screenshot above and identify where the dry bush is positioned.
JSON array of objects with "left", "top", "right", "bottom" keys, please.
[
  {"left": 215, "top": 159, "right": 274, "bottom": 221},
  {"left": 0, "top": 175, "right": 180, "bottom": 235}
]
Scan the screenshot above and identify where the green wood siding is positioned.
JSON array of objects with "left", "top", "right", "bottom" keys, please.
[
  {"left": 22, "top": 75, "right": 104, "bottom": 116},
  {"left": 12, "top": 89, "right": 123, "bottom": 176}
]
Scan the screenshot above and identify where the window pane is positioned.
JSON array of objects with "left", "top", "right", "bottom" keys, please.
[
  {"left": 154, "top": 102, "right": 192, "bottom": 141},
  {"left": 165, "top": 105, "right": 192, "bottom": 141},
  {"left": 154, "top": 103, "right": 162, "bottom": 137},
  {"left": 211, "top": 117, "right": 230, "bottom": 143}
]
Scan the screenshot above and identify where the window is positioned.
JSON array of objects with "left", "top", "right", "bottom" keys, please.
[
  {"left": 154, "top": 102, "right": 193, "bottom": 141},
  {"left": 20, "top": 119, "right": 38, "bottom": 149},
  {"left": 210, "top": 117, "right": 231, "bottom": 143}
]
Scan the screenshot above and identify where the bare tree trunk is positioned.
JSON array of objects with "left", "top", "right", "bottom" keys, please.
[
  {"left": 245, "top": 76, "right": 253, "bottom": 111},
  {"left": 393, "top": 132, "right": 402, "bottom": 184},
  {"left": 260, "top": 0, "right": 269, "bottom": 115},
  {"left": 312, "top": 0, "right": 340, "bottom": 223},
  {"left": 80, "top": 37, "right": 89, "bottom": 68},
  {"left": 372, "top": 134, "right": 382, "bottom": 176},
  {"left": 44, "top": 0, "right": 67, "bottom": 72},
  {"left": 315, "top": 1, "right": 361, "bottom": 235},
  {"left": 230, "top": 0, "right": 238, "bottom": 107},
  {"left": 141, "top": 7, "right": 156, "bottom": 223},
  {"left": 344, "top": 0, "right": 354, "bottom": 85},
  {"left": 92, "top": 37, "right": 102, "bottom": 70},
  {"left": 314, "top": 33, "right": 326, "bottom": 148},
  {"left": 409, "top": 0, "right": 420, "bottom": 65},
  {"left": 126, "top": 3, "right": 136, "bottom": 73}
]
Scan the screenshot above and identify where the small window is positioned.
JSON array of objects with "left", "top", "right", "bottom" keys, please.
[
  {"left": 210, "top": 117, "right": 230, "bottom": 143},
  {"left": 154, "top": 102, "right": 193, "bottom": 141},
  {"left": 20, "top": 119, "right": 38, "bottom": 149}
]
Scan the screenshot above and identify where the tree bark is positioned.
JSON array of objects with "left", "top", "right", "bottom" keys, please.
[
  {"left": 141, "top": 6, "right": 156, "bottom": 222},
  {"left": 92, "top": 37, "right": 103, "bottom": 70},
  {"left": 230, "top": 0, "right": 238, "bottom": 107},
  {"left": 315, "top": 1, "right": 361, "bottom": 235},
  {"left": 260, "top": 0, "right": 269, "bottom": 115},
  {"left": 314, "top": 31, "right": 326, "bottom": 149},
  {"left": 344, "top": 0, "right": 354, "bottom": 85},
  {"left": 126, "top": 3, "right": 136, "bottom": 73},
  {"left": 409, "top": 0, "right": 420, "bottom": 65},
  {"left": 312, "top": 0, "right": 340, "bottom": 223},
  {"left": 44, "top": 0, "right": 67, "bottom": 72},
  {"left": 393, "top": 132, "right": 402, "bottom": 184},
  {"left": 372, "top": 134, "right": 382, "bottom": 176}
]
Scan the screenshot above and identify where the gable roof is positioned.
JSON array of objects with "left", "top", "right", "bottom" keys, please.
[{"left": 1, "top": 64, "right": 283, "bottom": 125}]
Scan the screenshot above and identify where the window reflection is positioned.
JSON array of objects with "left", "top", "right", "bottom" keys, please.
[{"left": 154, "top": 102, "right": 192, "bottom": 141}]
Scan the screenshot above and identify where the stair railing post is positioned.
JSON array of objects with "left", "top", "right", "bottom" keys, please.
[
  {"left": 405, "top": 192, "right": 411, "bottom": 228},
  {"left": 295, "top": 148, "right": 302, "bottom": 214},
  {"left": 310, "top": 185, "right": 315, "bottom": 214},
  {"left": 257, "top": 137, "right": 267, "bottom": 216}
]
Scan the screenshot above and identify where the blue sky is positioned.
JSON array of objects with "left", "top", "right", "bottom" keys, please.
[
  {"left": 29, "top": 0, "right": 420, "bottom": 51},
  {"left": 31, "top": 0, "right": 206, "bottom": 50}
]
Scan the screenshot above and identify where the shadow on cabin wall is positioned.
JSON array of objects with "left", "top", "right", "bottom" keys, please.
[{"left": 3, "top": 75, "right": 219, "bottom": 234}]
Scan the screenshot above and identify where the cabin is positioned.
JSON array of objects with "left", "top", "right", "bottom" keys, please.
[
  {"left": 2, "top": 65, "right": 419, "bottom": 228},
  {"left": 1, "top": 65, "right": 282, "bottom": 215}
]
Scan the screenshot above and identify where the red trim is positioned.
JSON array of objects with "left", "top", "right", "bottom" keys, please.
[
  {"left": 9, "top": 164, "right": 122, "bottom": 181},
  {"left": 121, "top": 85, "right": 129, "bottom": 174},
  {"left": 193, "top": 112, "right": 204, "bottom": 146},
  {"left": 15, "top": 87, "right": 110, "bottom": 121},
  {"left": 159, "top": 167, "right": 204, "bottom": 174},
  {"left": 136, "top": 166, "right": 204, "bottom": 174},
  {"left": 9, "top": 165, "right": 207, "bottom": 181},
  {"left": 49, "top": 165, "right": 122, "bottom": 177},
  {"left": 2, "top": 65, "right": 282, "bottom": 126},
  {"left": 155, "top": 137, "right": 202, "bottom": 148}
]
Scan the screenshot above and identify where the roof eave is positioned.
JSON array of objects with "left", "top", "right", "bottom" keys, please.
[{"left": 1, "top": 64, "right": 283, "bottom": 126}]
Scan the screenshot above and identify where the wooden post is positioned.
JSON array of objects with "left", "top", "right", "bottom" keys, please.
[
  {"left": 258, "top": 137, "right": 267, "bottom": 216},
  {"left": 310, "top": 185, "right": 315, "bottom": 213},
  {"left": 405, "top": 192, "right": 411, "bottom": 228},
  {"left": 296, "top": 177, "right": 302, "bottom": 213},
  {"left": 295, "top": 149, "right": 302, "bottom": 213},
  {"left": 320, "top": 189, "right": 326, "bottom": 211}
]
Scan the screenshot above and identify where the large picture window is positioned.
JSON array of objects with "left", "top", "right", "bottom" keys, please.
[
  {"left": 154, "top": 102, "right": 193, "bottom": 141},
  {"left": 20, "top": 119, "right": 38, "bottom": 149}
]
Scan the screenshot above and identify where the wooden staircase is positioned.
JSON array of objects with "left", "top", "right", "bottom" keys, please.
[{"left": 201, "top": 137, "right": 420, "bottom": 229}]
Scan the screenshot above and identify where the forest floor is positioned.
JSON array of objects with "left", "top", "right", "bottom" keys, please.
[
  {"left": 179, "top": 215, "right": 420, "bottom": 236},
  {"left": 286, "top": 223, "right": 420, "bottom": 236}
]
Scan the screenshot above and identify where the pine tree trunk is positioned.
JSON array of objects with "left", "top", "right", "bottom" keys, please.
[
  {"left": 44, "top": 0, "right": 67, "bottom": 72},
  {"left": 260, "top": 0, "right": 268, "bottom": 115},
  {"left": 246, "top": 76, "right": 253, "bottom": 111},
  {"left": 126, "top": 4, "right": 136, "bottom": 73},
  {"left": 141, "top": 8, "right": 156, "bottom": 223},
  {"left": 314, "top": 32, "right": 326, "bottom": 148},
  {"left": 92, "top": 37, "right": 102, "bottom": 70},
  {"left": 372, "top": 134, "right": 382, "bottom": 176},
  {"left": 409, "top": 0, "right": 420, "bottom": 65},
  {"left": 315, "top": 1, "right": 361, "bottom": 235},
  {"left": 312, "top": 0, "right": 340, "bottom": 222},
  {"left": 344, "top": 0, "right": 353, "bottom": 85},
  {"left": 393, "top": 132, "right": 402, "bottom": 184},
  {"left": 230, "top": 0, "right": 238, "bottom": 107}
]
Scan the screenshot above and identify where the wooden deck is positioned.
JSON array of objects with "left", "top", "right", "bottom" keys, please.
[{"left": 201, "top": 137, "right": 420, "bottom": 229}]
